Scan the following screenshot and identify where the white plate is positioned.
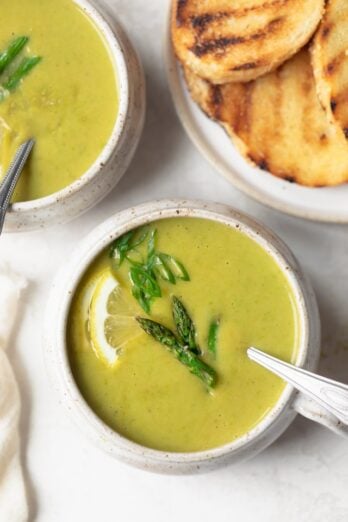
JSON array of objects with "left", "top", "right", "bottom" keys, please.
[{"left": 165, "top": 24, "right": 348, "bottom": 223}]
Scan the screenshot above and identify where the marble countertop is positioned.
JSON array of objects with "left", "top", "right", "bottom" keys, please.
[{"left": 2, "top": 1, "right": 348, "bottom": 520}]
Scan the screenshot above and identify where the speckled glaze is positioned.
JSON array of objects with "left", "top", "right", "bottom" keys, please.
[
  {"left": 3, "top": 0, "right": 145, "bottom": 232},
  {"left": 44, "top": 200, "right": 328, "bottom": 474}
]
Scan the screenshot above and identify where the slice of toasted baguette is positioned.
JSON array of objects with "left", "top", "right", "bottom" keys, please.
[
  {"left": 312, "top": 0, "right": 348, "bottom": 138},
  {"left": 172, "top": 0, "right": 324, "bottom": 84},
  {"left": 184, "top": 49, "right": 348, "bottom": 187}
]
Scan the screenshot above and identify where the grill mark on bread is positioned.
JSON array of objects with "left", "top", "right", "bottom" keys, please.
[
  {"left": 320, "top": 23, "right": 332, "bottom": 39},
  {"left": 189, "top": 2, "right": 289, "bottom": 38},
  {"left": 176, "top": 0, "right": 188, "bottom": 26},
  {"left": 325, "top": 50, "right": 346, "bottom": 76},
  {"left": 257, "top": 159, "right": 269, "bottom": 171},
  {"left": 330, "top": 90, "right": 348, "bottom": 111},
  {"left": 232, "top": 61, "right": 260, "bottom": 71},
  {"left": 190, "top": 0, "right": 288, "bottom": 28},
  {"left": 210, "top": 85, "right": 223, "bottom": 119},
  {"left": 242, "top": 84, "right": 253, "bottom": 137},
  {"left": 191, "top": 12, "right": 228, "bottom": 33},
  {"left": 233, "top": 83, "right": 253, "bottom": 137},
  {"left": 190, "top": 18, "right": 284, "bottom": 57},
  {"left": 250, "top": 154, "right": 297, "bottom": 182},
  {"left": 192, "top": 36, "right": 244, "bottom": 57}
]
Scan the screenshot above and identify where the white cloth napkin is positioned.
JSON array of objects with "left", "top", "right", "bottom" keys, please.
[{"left": 0, "top": 268, "right": 28, "bottom": 522}]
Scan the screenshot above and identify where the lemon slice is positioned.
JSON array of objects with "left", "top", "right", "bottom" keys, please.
[{"left": 88, "top": 269, "right": 139, "bottom": 366}]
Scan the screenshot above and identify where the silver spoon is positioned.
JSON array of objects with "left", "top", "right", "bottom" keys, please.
[
  {"left": 0, "top": 138, "right": 35, "bottom": 235},
  {"left": 248, "top": 347, "right": 348, "bottom": 425}
]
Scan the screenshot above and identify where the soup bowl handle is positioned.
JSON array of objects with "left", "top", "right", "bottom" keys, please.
[{"left": 292, "top": 392, "right": 348, "bottom": 437}]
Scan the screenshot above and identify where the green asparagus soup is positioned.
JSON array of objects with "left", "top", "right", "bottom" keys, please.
[
  {"left": 0, "top": 0, "right": 117, "bottom": 202},
  {"left": 67, "top": 217, "right": 300, "bottom": 452}
]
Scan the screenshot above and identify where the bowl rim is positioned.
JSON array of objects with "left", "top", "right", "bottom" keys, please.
[
  {"left": 45, "top": 199, "right": 314, "bottom": 466},
  {"left": 8, "top": 0, "right": 129, "bottom": 214}
]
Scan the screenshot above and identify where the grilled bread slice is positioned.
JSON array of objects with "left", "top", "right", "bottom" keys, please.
[
  {"left": 172, "top": 0, "right": 325, "bottom": 84},
  {"left": 184, "top": 49, "right": 348, "bottom": 186},
  {"left": 312, "top": 0, "right": 348, "bottom": 138}
]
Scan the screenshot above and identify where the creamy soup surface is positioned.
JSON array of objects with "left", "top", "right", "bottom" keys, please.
[
  {"left": 0, "top": 0, "right": 118, "bottom": 202},
  {"left": 68, "top": 218, "right": 300, "bottom": 452}
]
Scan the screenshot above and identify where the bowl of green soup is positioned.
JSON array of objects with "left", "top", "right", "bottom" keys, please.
[
  {"left": 45, "top": 200, "right": 323, "bottom": 473},
  {"left": 1, "top": 0, "right": 145, "bottom": 232}
]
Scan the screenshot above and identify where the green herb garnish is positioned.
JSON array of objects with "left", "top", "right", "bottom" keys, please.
[
  {"left": 208, "top": 319, "right": 220, "bottom": 357},
  {"left": 157, "top": 253, "right": 190, "bottom": 282},
  {"left": 0, "top": 36, "right": 29, "bottom": 74},
  {"left": 137, "top": 299, "right": 217, "bottom": 389},
  {"left": 109, "top": 227, "right": 190, "bottom": 313},
  {"left": 109, "top": 228, "right": 148, "bottom": 267},
  {"left": 4, "top": 55, "right": 42, "bottom": 92},
  {"left": 130, "top": 265, "right": 161, "bottom": 314},
  {"left": 0, "top": 36, "right": 42, "bottom": 102}
]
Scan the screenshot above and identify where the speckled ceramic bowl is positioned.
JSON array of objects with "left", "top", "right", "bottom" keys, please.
[
  {"left": 45, "top": 200, "right": 339, "bottom": 474},
  {"left": 4, "top": 0, "right": 145, "bottom": 232}
]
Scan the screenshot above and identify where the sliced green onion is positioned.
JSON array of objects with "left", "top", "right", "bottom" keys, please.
[
  {"left": 126, "top": 250, "right": 144, "bottom": 266},
  {"left": 4, "top": 55, "right": 42, "bottom": 92},
  {"left": 110, "top": 227, "right": 149, "bottom": 267},
  {"left": 109, "top": 230, "right": 134, "bottom": 263},
  {"left": 130, "top": 266, "right": 161, "bottom": 298},
  {"left": 0, "top": 36, "right": 29, "bottom": 74},
  {"left": 132, "top": 286, "right": 150, "bottom": 314},
  {"left": 131, "top": 228, "right": 149, "bottom": 249},
  {"left": 208, "top": 319, "right": 220, "bottom": 357},
  {"left": 146, "top": 229, "right": 157, "bottom": 267},
  {"left": 154, "top": 254, "right": 176, "bottom": 283},
  {"left": 159, "top": 254, "right": 190, "bottom": 281}
]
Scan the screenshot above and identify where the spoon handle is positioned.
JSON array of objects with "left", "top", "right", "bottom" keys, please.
[
  {"left": 248, "top": 347, "right": 348, "bottom": 425},
  {"left": 0, "top": 139, "right": 35, "bottom": 234}
]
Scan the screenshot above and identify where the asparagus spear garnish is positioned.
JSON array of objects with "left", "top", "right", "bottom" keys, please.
[
  {"left": 4, "top": 56, "right": 42, "bottom": 92},
  {"left": 172, "top": 296, "right": 200, "bottom": 354},
  {"left": 0, "top": 36, "right": 29, "bottom": 74},
  {"left": 137, "top": 317, "right": 179, "bottom": 350},
  {"left": 136, "top": 317, "right": 217, "bottom": 389}
]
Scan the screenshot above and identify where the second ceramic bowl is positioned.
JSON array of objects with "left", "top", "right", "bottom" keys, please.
[{"left": 4, "top": 0, "right": 145, "bottom": 232}]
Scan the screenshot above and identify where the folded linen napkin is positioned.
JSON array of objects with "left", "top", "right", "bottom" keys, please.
[{"left": 0, "top": 268, "right": 28, "bottom": 522}]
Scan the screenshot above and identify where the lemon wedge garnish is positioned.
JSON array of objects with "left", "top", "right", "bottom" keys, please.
[{"left": 88, "top": 269, "right": 140, "bottom": 366}]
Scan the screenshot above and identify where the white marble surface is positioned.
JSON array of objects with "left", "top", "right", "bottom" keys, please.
[{"left": 2, "top": 1, "right": 348, "bottom": 520}]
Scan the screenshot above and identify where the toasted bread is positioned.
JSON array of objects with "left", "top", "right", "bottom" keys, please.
[
  {"left": 184, "top": 49, "right": 348, "bottom": 186},
  {"left": 312, "top": 0, "right": 348, "bottom": 138},
  {"left": 172, "top": 0, "right": 324, "bottom": 84}
]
